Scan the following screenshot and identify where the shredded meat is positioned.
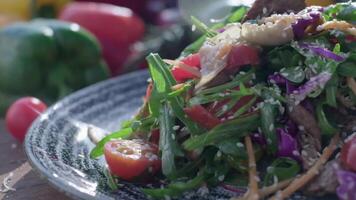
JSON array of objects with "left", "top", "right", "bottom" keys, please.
[
  {"left": 298, "top": 132, "right": 320, "bottom": 170},
  {"left": 243, "top": 0, "right": 306, "bottom": 21},
  {"left": 289, "top": 104, "right": 321, "bottom": 150},
  {"left": 303, "top": 160, "right": 340, "bottom": 196}
]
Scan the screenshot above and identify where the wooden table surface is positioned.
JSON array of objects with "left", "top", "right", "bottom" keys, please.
[{"left": 0, "top": 120, "right": 70, "bottom": 200}]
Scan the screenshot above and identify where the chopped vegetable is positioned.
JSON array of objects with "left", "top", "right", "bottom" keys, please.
[{"left": 90, "top": 3, "right": 356, "bottom": 199}]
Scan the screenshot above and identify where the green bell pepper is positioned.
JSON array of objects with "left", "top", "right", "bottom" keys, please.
[{"left": 0, "top": 19, "right": 109, "bottom": 115}]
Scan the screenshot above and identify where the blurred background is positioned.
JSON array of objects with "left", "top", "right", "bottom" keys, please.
[{"left": 0, "top": 0, "right": 347, "bottom": 117}]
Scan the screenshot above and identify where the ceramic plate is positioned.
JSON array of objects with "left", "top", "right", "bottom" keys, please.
[{"left": 25, "top": 70, "right": 336, "bottom": 200}]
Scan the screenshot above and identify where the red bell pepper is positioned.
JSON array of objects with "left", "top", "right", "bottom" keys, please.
[
  {"left": 184, "top": 105, "right": 220, "bottom": 129},
  {"left": 59, "top": 2, "right": 145, "bottom": 76},
  {"left": 171, "top": 53, "right": 201, "bottom": 83}
]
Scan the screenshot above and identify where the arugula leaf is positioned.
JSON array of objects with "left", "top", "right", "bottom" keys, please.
[
  {"left": 263, "top": 158, "right": 300, "bottom": 186},
  {"left": 260, "top": 102, "right": 278, "bottom": 154},
  {"left": 198, "top": 69, "right": 255, "bottom": 95},
  {"left": 191, "top": 16, "right": 217, "bottom": 38},
  {"left": 183, "top": 113, "right": 260, "bottom": 150},
  {"left": 225, "top": 6, "right": 249, "bottom": 23},
  {"left": 325, "top": 74, "right": 339, "bottom": 107},
  {"left": 142, "top": 174, "right": 206, "bottom": 199},
  {"left": 147, "top": 54, "right": 201, "bottom": 135},
  {"left": 90, "top": 128, "right": 133, "bottom": 158},
  {"left": 232, "top": 96, "right": 257, "bottom": 118},
  {"left": 316, "top": 102, "right": 339, "bottom": 137},
  {"left": 338, "top": 62, "right": 356, "bottom": 77},
  {"left": 159, "top": 103, "right": 181, "bottom": 176},
  {"left": 190, "top": 88, "right": 254, "bottom": 106}
]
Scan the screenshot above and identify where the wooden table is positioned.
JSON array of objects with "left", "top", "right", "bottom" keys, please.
[{"left": 0, "top": 120, "right": 70, "bottom": 200}]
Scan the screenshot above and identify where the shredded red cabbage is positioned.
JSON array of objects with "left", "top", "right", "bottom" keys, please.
[
  {"left": 336, "top": 170, "right": 356, "bottom": 200},
  {"left": 290, "top": 72, "right": 332, "bottom": 105},
  {"left": 268, "top": 73, "right": 297, "bottom": 94},
  {"left": 276, "top": 128, "right": 300, "bottom": 161},
  {"left": 285, "top": 119, "right": 299, "bottom": 137},
  {"left": 298, "top": 43, "right": 346, "bottom": 62},
  {"left": 292, "top": 12, "right": 321, "bottom": 39},
  {"left": 251, "top": 132, "right": 267, "bottom": 147}
]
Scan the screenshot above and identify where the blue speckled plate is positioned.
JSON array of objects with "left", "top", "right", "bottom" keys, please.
[
  {"left": 24, "top": 70, "right": 237, "bottom": 200},
  {"left": 24, "top": 70, "right": 336, "bottom": 200}
]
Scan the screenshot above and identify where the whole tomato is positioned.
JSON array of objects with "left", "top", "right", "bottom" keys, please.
[{"left": 5, "top": 97, "right": 47, "bottom": 142}]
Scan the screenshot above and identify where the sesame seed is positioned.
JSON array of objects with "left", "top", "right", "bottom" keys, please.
[
  {"left": 236, "top": 142, "right": 244, "bottom": 148},
  {"left": 218, "top": 175, "right": 225, "bottom": 181},
  {"left": 172, "top": 125, "right": 180, "bottom": 131}
]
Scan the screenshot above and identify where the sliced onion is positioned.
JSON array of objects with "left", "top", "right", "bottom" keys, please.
[{"left": 336, "top": 170, "right": 356, "bottom": 200}]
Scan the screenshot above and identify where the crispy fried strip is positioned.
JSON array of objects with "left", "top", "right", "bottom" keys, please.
[
  {"left": 318, "top": 20, "right": 356, "bottom": 36},
  {"left": 163, "top": 59, "right": 201, "bottom": 78},
  {"left": 231, "top": 136, "right": 259, "bottom": 200},
  {"left": 269, "top": 134, "right": 340, "bottom": 200},
  {"left": 347, "top": 77, "right": 356, "bottom": 96},
  {"left": 259, "top": 179, "right": 292, "bottom": 198}
]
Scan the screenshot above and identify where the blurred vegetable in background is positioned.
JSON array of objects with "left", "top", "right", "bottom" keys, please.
[
  {"left": 0, "top": 19, "right": 109, "bottom": 115},
  {"left": 0, "top": 0, "right": 70, "bottom": 26},
  {"left": 59, "top": 2, "right": 145, "bottom": 75},
  {"left": 5, "top": 97, "right": 47, "bottom": 142}
]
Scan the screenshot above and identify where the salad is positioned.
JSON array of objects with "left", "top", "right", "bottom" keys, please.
[{"left": 90, "top": 1, "right": 356, "bottom": 199}]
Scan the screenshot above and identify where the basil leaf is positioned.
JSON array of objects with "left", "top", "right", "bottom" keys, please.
[{"left": 338, "top": 62, "right": 356, "bottom": 77}]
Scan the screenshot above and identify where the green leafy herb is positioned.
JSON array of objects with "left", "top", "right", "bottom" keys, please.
[
  {"left": 159, "top": 103, "right": 181, "bottom": 176},
  {"left": 183, "top": 113, "right": 260, "bottom": 150},
  {"left": 225, "top": 6, "right": 249, "bottom": 23},
  {"left": 90, "top": 128, "right": 133, "bottom": 158},
  {"left": 142, "top": 174, "right": 206, "bottom": 199},
  {"left": 198, "top": 69, "right": 255, "bottom": 95},
  {"left": 325, "top": 75, "right": 339, "bottom": 107},
  {"left": 104, "top": 168, "right": 119, "bottom": 191},
  {"left": 232, "top": 96, "right": 257, "bottom": 118},
  {"left": 191, "top": 16, "right": 217, "bottom": 38},
  {"left": 260, "top": 102, "right": 278, "bottom": 154},
  {"left": 280, "top": 66, "right": 305, "bottom": 83},
  {"left": 263, "top": 158, "right": 300, "bottom": 186},
  {"left": 316, "top": 102, "right": 339, "bottom": 137},
  {"left": 147, "top": 53, "right": 201, "bottom": 135}
]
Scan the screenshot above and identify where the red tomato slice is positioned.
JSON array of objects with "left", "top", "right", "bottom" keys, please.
[
  {"left": 226, "top": 45, "right": 259, "bottom": 73},
  {"left": 341, "top": 136, "right": 356, "bottom": 172},
  {"left": 172, "top": 53, "right": 201, "bottom": 83},
  {"left": 184, "top": 105, "right": 220, "bottom": 129},
  {"left": 104, "top": 139, "right": 161, "bottom": 181}
]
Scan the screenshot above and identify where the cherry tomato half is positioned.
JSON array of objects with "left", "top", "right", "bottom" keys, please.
[
  {"left": 104, "top": 139, "right": 161, "bottom": 180},
  {"left": 5, "top": 97, "right": 47, "bottom": 142},
  {"left": 341, "top": 135, "right": 356, "bottom": 172}
]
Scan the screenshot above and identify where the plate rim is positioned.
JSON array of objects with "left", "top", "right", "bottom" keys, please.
[{"left": 24, "top": 69, "right": 149, "bottom": 200}]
